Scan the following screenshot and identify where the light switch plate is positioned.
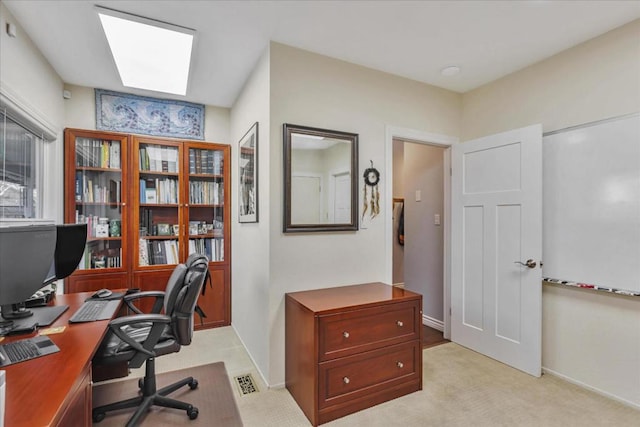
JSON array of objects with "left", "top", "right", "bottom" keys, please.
[{"left": 415, "top": 190, "right": 421, "bottom": 202}]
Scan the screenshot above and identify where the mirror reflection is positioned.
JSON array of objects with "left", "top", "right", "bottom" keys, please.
[{"left": 284, "top": 124, "right": 358, "bottom": 232}]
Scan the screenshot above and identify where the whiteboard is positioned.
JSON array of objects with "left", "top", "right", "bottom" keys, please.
[{"left": 543, "top": 114, "right": 640, "bottom": 292}]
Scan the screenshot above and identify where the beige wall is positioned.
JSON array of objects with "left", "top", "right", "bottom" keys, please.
[
  {"left": 267, "top": 42, "right": 461, "bottom": 385},
  {"left": 1, "top": 3, "right": 65, "bottom": 221},
  {"left": 461, "top": 19, "right": 640, "bottom": 408},
  {"left": 462, "top": 19, "right": 640, "bottom": 140},
  {"left": 0, "top": 3, "right": 63, "bottom": 131},
  {"left": 229, "top": 46, "right": 271, "bottom": 381}
]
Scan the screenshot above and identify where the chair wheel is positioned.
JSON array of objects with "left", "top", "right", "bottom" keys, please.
[
  {"left": 189, "top": 379, "right": 199, "bottom": 390},
  {"left": 187, "top": 406, "right": 199, "bottom": 420},
  {"left": 92, "top": 411, "right": 106, "bottom": 423}
]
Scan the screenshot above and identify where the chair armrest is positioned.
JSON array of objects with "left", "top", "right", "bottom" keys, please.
[
  {"left": 123, "top": 291, "right": 166, "bottom": 314},
  {"left": 108, "top": 314, "right": 171, "bottom": 357}
]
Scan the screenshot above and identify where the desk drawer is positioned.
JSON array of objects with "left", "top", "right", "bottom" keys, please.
[
  {"left": 318, "top": 341, "right": 420, "bottom": 410},
  {"left": 318, "top": 300, "right": 420, "bottom": 361}
]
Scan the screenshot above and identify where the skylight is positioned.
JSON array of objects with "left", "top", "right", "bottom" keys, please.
[{"left": 97, "top": 7, "right": 195, "bottom": 96}]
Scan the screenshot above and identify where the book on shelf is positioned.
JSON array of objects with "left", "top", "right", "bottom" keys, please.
[
  {"left": 108, "top": 179, "right": 120, "bottom": 203},
  {"left": 148, "top": 145, "right": 161, "bottom": 172},
  {"left": 101, "top": 142, "right": 109, "bottom": 168},
  {"left": 168, "top": 148, "right": 178, "bottom": 173},
  {"left": 140, "top": 178, "right": 157, "bottom": 203},
  {"left": 139, "top": 179, "right": 146, "bottom": 203},
  {"left": 139, "top": 147, "right": 149, "bottom": 171},
  {"left": 195, "top": 150, "right": 202, "bottom": 173},
  {"left": 163, "top": 240, "right": 179, "bottom": 264},
  {"left": 151, "top": 240, "right": 163, "bottom": 264},
  {"left": 110, "top": 141, "right": 121, "bottom": 169},
  {"left": 161, "top": 146, "right": 169, "bottom": 172},
  {"left": 214, "top": 150, "right": 223, "bottom": 175},
  {"left": 139, "top": 238, "right": 150, "bottom": 266},
  {"left": 145, "top": 187, "right": 157, "bottom": 203},
  {"left": 189, "top": 149, "right": 196, "bottom": 174}
]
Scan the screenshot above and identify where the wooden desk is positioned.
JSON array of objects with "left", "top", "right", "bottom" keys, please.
[{"left": 2, "top": 292, "right": 119, "bottom": 427}]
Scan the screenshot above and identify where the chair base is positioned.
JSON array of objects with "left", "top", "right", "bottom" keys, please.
[{"left": 93, "top": 357, "right": 199, "bottom": 427}]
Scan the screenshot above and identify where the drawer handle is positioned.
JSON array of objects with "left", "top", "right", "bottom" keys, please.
[
  {"left": 397, "top": 361, "right": 404, "bottom": 369},
  {"left": 396, "top": 320, "right": 404, "bottom": 327},
  {"left": 342, "top": 331, "right": 350, "bottom": 338},
  {"left": 343, "top": 376, "right": 350, "bottom": 384}
]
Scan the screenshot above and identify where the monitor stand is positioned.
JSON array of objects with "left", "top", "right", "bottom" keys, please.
[
  {"left": 28, "top": 305, "right": 69, "bottom": 326},
  {"left": 0, "top": 305, "right": 69, "bottom": 335}
]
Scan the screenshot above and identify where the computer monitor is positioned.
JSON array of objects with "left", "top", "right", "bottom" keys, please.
[
  {"left": 0, "top": 225, "right": 57, "bottom": 320},
  {"left": 43, "top": 223, "right": 88, "bottom": 285}
]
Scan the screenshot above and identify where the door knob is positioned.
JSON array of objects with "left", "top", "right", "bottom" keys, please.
[{"left": 514, "top": 259, "right": 537, "bottom": 269}]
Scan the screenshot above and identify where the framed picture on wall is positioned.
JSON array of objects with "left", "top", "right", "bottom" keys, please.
[{"left": 239, "top": 122, "right": 259, "bottom": 223}]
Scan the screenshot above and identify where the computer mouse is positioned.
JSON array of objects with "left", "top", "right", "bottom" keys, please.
[{"left": 94, "top": 288, "right": 113, "bottom": 299}]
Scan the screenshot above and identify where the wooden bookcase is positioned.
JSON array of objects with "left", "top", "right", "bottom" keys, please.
[{"left": 63, "top": 128, "right": 231, "bottom": 329}]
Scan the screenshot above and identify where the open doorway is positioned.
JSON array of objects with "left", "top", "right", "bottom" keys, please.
[
  {"left": 393, "top": 139, "right": 446, "bottom": 332},
  {"left": 384, "top": 126, "right": 456, "bottom": 339}
]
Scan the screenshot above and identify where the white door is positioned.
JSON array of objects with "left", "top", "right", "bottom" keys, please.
[
  {"left": 451, "top": 124, "right": 542, "bottom": 377},
  {"left": 332, "top": 172, "right": 351, "bottom": 223}
]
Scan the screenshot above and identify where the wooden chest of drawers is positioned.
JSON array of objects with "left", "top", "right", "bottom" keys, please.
[{"left": 285, "top": 282, "right": 423, "bottom": 426}]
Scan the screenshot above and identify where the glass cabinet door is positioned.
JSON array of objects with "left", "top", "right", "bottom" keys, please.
[
  {"left": 186, "top": 144, "right": 226, "bottom": 263},
  {"left": 134, "top": 138, "right": 181, "bottom": 268},
  {"left": 72, "top": 133, "right": 127, "bottom": 271}
]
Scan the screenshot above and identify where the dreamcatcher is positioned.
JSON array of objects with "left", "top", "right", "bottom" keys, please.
[{"left": 362, "top": 161, "right": 380, "bottom": 220}]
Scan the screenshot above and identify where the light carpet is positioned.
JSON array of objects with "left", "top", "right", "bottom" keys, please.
[
  {"left": 92, "top": 361, "right": 242, "bottom": 426},
  {"left": 236, "top": 343, "right": 639, "bottom": 426}
]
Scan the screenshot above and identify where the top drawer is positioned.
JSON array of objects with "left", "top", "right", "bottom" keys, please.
[{"left": 318, "top": 300, "right": 420, "bottom": 361}]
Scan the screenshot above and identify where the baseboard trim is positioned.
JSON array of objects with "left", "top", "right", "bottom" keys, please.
[
  {"left": 542, "top": 367, "right": 640, "bottom": 411},
  {"left": 422, "top": 315, "right": 444, "bottom": 332},
  {"left": 231, "top": 324, "right": 271, "bottom": 389}
]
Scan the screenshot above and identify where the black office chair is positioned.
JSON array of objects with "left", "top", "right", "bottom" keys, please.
[{"left": 92, "top": 254, "right": 209, "bottom": 426}]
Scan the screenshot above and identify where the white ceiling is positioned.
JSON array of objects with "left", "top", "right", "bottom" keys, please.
[{"left": 4, "top": 1, "right": 640, "bottom": 108}]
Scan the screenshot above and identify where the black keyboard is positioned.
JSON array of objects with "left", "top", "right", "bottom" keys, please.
[
  {"left": 3, "top": 339, "right": 41, "bottom": 363},
  {"left": 0, "top": 335, "right": 60, "bottom": 367},
  {"left": 69, "top": 300, "right": 120, "bottom": 323}
]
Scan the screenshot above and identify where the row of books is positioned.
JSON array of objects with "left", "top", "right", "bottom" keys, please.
[
  {"left": 76, "top": 138, "right": 121, "bottom": 169},
  {"left": 189, "top": 181, "right": 223, "bottom": 205},
  {"left": 139, "top": 145, "right": 179, "bottom": 173},
  {"left": 189, "top": 148, "right": 223, "bottom": 175},
  {"left": 138, "top": 238, "right": 223, "bottom": 266},
  {"left": 75, "top": 173, "right": 121, "bottom": 203},
  {"left": 77, "top": 245, "right": 122, "bottom": 270},
  {"left": 189, "top": 238, "right": 224, "bottom": 262},
  {"left": 139, "top": 239, "right": 179, "bottom": 266},
  {"left": 139, "top": 177, "right": 179, "bottom": 204},
  {"left": 75, "top": 215, "right": 119, "bottom": 238}
]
